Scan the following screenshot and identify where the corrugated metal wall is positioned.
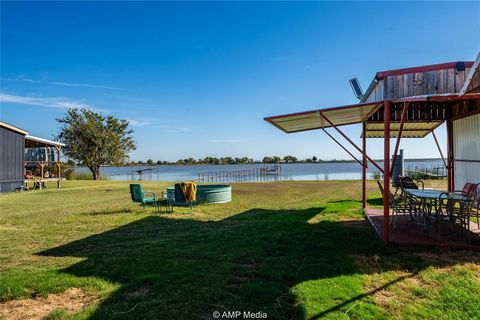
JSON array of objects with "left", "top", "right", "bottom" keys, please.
[
  {"left": 0, "top": 127, "right": 25, "bottom": 192},
  {"left": 453, "top": 113, "right": 480, "bottom": 189}
]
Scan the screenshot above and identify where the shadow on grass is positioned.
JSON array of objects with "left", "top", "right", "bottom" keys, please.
[
  {"left": 366, "top": 197, "right": 384, "bottom": 207},
  {"left": 326, "top": 198, "right": 384, "bottom": 207},
  {"left": 38, "top": 206, "right": 473, "bottom": 319}
]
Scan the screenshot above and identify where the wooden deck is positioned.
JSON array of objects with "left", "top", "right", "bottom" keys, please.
[{"left": 364, "top": 208, "right": 480, "bottom": 250}]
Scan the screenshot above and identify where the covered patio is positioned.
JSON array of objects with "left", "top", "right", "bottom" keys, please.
[
  {"left": 24, "top": 135, "right": 65, "bottom": 190},
  {"left": 265, "top": 58, "right": 480, "bottom": 249}
]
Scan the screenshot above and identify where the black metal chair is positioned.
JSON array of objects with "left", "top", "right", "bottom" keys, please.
[
  {"left": 398, "top": 177, "right": 425, "bottom": 221},
  {"left": 471, "top": 183, "right": 480, "bottom": 229},
  {"left": 377, "top": 180, "right": 414, "bottom": 229},
  {"left": 399, "top": 176, "right": 424, "bottom": 191},
  {"left": 438, "top": 192, "right": 475, "bottom": 243}
]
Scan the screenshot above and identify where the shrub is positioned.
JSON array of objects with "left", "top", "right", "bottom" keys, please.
[{"left": 72, "top": 172, "right": 105, "bottom": 180}]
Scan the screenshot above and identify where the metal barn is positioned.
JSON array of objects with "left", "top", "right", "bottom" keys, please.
[
  {"left": 0, "top": 121, "right": 64, "bottom": 192},
  {"left": 0, "top": 122, "right": 28, "bottom": 192}
]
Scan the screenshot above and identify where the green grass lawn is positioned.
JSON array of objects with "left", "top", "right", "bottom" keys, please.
[{"left": 0, "top": 180, "right": 479, "bottom": 319}]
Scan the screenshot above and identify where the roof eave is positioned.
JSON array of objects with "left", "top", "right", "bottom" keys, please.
[{"left": 25, "top": 135, "right": 65, "bottom": 147}]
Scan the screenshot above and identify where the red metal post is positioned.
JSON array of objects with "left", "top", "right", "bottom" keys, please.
[
  {"left": 362, "top": 122, "right": 367, "bottom": 210},
  {"left": 446, "top": 119, "right": 454, "bottom": 191},
  {"left": 320, "top": 112, "right": 384, "bottom": 174},
  {"left": 383, "top": 101, "right": 391, "bottom": 243},
  {"left": 390, "top": 102, "right": 408, "bottom": 176}
]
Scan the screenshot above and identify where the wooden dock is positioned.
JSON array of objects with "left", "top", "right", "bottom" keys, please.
[{"left": 197, "top": 165, "right": 281, "bottom": 183}]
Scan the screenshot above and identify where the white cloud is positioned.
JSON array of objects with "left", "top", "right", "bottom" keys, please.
[
  {"left": 210, "top": 138, "right": 246, "bottom": 143},
  {"left": 0, "top": 93, "right": 92, "bottom": 110},
  {"left": 126, "top": 119, "right": 152, "bottom": 127},
  {"left": 2, "top": 77, "right": 122, "bottom": 90}
]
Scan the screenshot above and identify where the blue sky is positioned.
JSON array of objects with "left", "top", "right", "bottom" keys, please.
[{"left": 1, "top": 1, "right": 479, "bottom": 162}]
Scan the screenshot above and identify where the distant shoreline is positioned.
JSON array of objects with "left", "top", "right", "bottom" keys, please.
[{"left": 80, "top": 158, "right": 444, "bottom": 168}]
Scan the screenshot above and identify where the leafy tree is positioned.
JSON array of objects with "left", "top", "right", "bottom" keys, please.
[
  {"left": 312, "top": 156, "right": 317, "bottom": 162},
  {"left": 156, "top": 160, "right": 163, "bottom": 165},
  {"left": 262, "top": 156, "right": 273, "bottom": 163},
  {"left": 57, "top": 108, "right": 136, "bottom": 180},
  {"left": 147, "top": 159, "right": 154, "bottom": 166},
  {"left": 272, "top": 156, "right": 281, "bottom": 163},
  {"left": 283, "top": 155, "right": 297, "bottom": 163}
]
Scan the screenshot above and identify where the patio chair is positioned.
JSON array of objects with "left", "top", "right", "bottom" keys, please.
[
  {"left": 438, "top": 192, "right": 475, "bottom": 243},
  {"left": 398, "top": 177, "right": 425, "bottom": 220},
  {"left": 470, "top": 183, "right": 480, "bottom": 229},
  {"left": 129, "top": 184, "right": 157, "bottom": 209},
  {"left": 377, "top": 180, "right": 414, "bottom": 229},
  {"left": 452, "top": 182, "right": 477, "bottom": 198},
  {"left": 399, "top": 176, "right": 424, "bottom": 191},
  {"left": 172, "top": 182, "right": 197, "bottom": 209},
  {"left": 448, "top": 183, "right": 479, "bottom": 229}
]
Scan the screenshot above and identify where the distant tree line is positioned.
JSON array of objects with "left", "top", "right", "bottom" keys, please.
[{"left": 123, "top": 155, "right": 358, "bottom": 166}]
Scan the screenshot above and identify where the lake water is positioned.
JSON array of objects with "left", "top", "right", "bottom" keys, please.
[{"left": 75, "top": 159, "right": 445, "bottom": 182}]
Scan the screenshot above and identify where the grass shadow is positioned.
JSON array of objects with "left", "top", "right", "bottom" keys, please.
[
  {"left": 366, "top": 197, "right": 384, "bottom": 207},
  {"left": 38, "top": 206, "right": 478, "bottom": 319}
]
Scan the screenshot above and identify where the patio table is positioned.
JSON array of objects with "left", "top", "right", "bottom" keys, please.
[{"left": 404, "top": 188, "right": 469, "bottom": 232}]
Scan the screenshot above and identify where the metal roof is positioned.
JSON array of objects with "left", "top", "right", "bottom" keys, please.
[
  {"left": 364, "top": 122, "right": 443, "bottom": 138},
  {"left": 25, "top": 135, "right": 65, "bottom": 148},
  {"left": 265, "top": 91, "right": 480, "bottom": 138},
  {"left": 264, "top": 102, "right": 382, "bottom": 133},
  {"left": 0, "top": 121, "right": 29, "bottom": 135}
]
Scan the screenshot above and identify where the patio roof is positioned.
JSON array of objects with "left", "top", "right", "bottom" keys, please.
[
  {"left": 364, "top": 121, "right": 443, "bottom": 138},
  {"left": 25, "top": 135, "right": 65, "bottom": 148},
  {"left": 265, "top": 93, "right": 480, "bottom": 137},
  {"left": 264, "top": 101, "right": 382, "bottom": 133}
]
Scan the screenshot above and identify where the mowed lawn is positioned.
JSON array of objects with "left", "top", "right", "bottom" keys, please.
[{"left": 1, "top": 180, "right": 479, "bottom": 320}]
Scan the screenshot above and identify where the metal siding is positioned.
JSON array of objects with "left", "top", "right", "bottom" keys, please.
[
  {"left": 0, "top": 126, "right": 25, "bottom": 192},
  {"left": 453, "top": 113, "right": 480, "bottom": 189}
]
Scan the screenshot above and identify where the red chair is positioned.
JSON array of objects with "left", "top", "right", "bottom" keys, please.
[
  {"left": 456, "top": 183, "right": 476, "bottom": 197},
  {"left": 453, "top": 183, "right": 479, "bottom": 229}
]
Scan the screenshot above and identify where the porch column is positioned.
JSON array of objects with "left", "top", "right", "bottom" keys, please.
[
  {"left": 383, "top": 101, "right": 391, "bottom": 243},
  {"left": 39, "top": 162, "right": 45, "bottom": 190},
  {"left": 362, "top": 122, "right": 367, "bottom": 210},
  {"left": 56, "top": 146, "right": 61, "bottom": 188}
]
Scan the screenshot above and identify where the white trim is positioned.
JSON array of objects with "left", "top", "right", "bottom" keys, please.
[
  {"left": 25, "top": 135, "right": 65, "bottom": 147},
  {"left": 460, "top": 51, "right": 480, "bottom": 95},
  {"left": 0, "top": 121, "right": 28, "bottom": 135}
]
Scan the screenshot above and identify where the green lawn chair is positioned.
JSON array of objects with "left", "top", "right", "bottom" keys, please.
[{"left": 129, "top": 184, "right": 157, "bottom": 209}]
